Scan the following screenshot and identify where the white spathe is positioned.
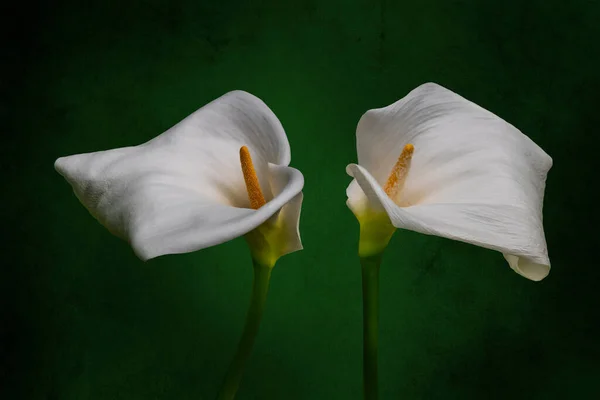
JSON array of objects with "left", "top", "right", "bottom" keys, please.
[
  {"left": 55, "top": 91, "right": 304, "bottom": 261},
  {"left": 346, "top": 83, "right": 552, "bottom": 281}
]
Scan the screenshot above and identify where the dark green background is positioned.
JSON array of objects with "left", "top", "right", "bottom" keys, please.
[{"left": 3, "top": 0, "right": 599, "bottom": 398}]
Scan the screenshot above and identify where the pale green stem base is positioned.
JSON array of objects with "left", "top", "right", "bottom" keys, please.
[
  {"left": 216, "top": 260, "right": 272, "bottom": 400},
  {"left": 361, "top": 254, "right": 383, "bottom": 400}
]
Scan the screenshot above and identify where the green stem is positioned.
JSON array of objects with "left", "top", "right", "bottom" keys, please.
[
  {"left": 216, "top": 260, "right": 272, "bottom": 400},
  {"left": 361, "top": 254, "right": 382, "bottom": 400}
]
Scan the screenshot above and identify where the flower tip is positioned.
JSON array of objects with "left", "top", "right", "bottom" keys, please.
[
  {"left": 54, "top": 157, "right": 68, "bottom": 176},
  {"left": 404, "top": 143, "right": 414, "bottom": 154}
]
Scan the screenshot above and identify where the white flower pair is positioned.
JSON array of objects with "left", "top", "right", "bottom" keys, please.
[
  {"left": 56, "top": 83, "right": 551, "bottom": 280},
  {"left": 56, "top": 82, "right": 552, "bottom": 399}
]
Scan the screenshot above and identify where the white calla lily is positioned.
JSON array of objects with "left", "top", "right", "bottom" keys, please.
[
  {"left": 55, "top": 90, "right": 304, "bottom": 263},
  {"left": 346, "top": 83, "right": 552, "bottom": 282}
]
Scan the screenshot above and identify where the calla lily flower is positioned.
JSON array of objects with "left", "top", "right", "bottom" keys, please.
[
  {"left": 55, "top": 90, "right": 304, "bottom": 264},
  {"left": 348, "top": 83, "right": 553, "bottom": 400},
  {"left": 56, "top": 90, "right": 305, "bottom": 399},
  {"left": 346, "top": 82, "right": 552, "bottom": 281}
]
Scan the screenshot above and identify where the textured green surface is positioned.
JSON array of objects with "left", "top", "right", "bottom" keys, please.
[{"left": 3, "top": 0, "right": 600, "bottom": 398}]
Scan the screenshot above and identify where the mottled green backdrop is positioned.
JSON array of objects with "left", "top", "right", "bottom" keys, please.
[{"left": 2, "top": 0, "right": 599, "bottom": 399}]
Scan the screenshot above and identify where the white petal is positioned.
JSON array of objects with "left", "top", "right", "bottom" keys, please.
[
  {"left": 55, "top": 91, "right": 303, "bottom": 260},
  {"left": 346, "top": 83, "right": 552, "bottom": 281},
  {"left": 128, "top": 163, "right": 304, "bottom": 261},
  {"left": 268, "top": 164, "right": 304, "bottom": 256}
]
